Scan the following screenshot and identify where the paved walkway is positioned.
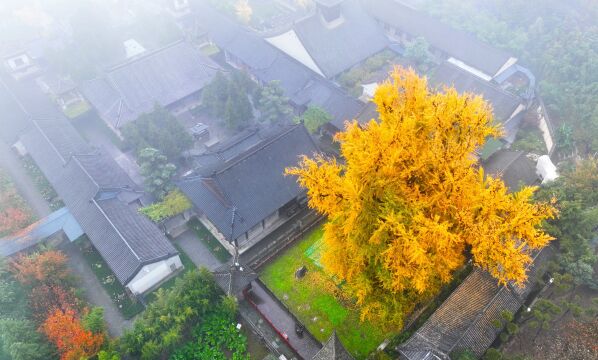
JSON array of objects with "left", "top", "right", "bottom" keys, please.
[
  {"left": 245, "top": 281, "right": 321, "bottom": 360},
  {"left": 61, "top": 242, "right": 133, "bottom": 337},
  {"left": 239, "top": 299, "right": 300, "bottom": 360},
  {"left": 174, "top": 230, "right": 223, "bottom": 270},
  {"left": 0, "top": 140, "right": 51, "bottom": 218}
]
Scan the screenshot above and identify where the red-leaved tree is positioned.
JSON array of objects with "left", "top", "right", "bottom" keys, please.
[
  {"left": 0, "top": 207, "right": 31, "bottom": 235},
  {"left": 10, "top": 250, "right": 71, "bottom": 286},
  {"left": 41, "top": 308, "right": 104, "bottom": 360},
  {"left": 29, "top": 284, "right": 80, "bottom": 323}
]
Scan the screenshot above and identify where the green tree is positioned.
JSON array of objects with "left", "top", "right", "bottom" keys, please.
[
  {"left": 0, "top": 260, "right": 27, "bottom": 319},
  {"left": 0, "top": 319, "right": 53, "bottom": 360},
  {"left": 202, "top": 71, "right": 254, "bottom": 129},
  {"left": 82, "top": 307, "right": 105, "bottom": 334},
  {"left": 258, "top": 80, "right": 292, "bottom": 124},
  {"left": 294, "top": 106, "right": 332, "bottom": 134},
  {"left": 535, "top": 158, "right": 598, "bottom": 289},
  {"left": 122, "top": 106, "right": 193, "bottom": 160},
  {"left": 526, "top": 299, "right": 561, "bottom": 339},
  {"left": 451, "top": 349, "right": 477, "bottom": 360},
  {"left": 120, "top": 269, "right": 222, "bottom": 358},
  {"left": 138, "top": 148, "right": 177, "bottom": 200},
  {"left": 202, "top": 72, "right": 230, "bottom": 117},
  {"left": 404, "top": 37, "right": 435, "bottom": 71},
  {"left": 223, "top": 82, "right": 253, "bottom": 130},
  {"left": 98, "top": 350, "right": 121, "bottom": 360}
]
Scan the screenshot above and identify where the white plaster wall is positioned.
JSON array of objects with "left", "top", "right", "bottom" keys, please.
[{"left": 126, "top": 255, "right": 183, "bottom": 295}]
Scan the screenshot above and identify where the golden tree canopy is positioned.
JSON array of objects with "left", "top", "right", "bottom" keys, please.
[{"left": 286, "top": 68, "right": 555, "bottom": 328}]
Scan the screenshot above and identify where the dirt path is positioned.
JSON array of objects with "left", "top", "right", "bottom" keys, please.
[{"left": 0, "top": 139, "right": 51, "bottom": 218}]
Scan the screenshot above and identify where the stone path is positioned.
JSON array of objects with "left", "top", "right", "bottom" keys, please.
[
  {"left": 61, "top": 242, "right": 133, "bottom": 337},
  {"left": 174, "top": 229, "right": 223, "bottom": 270},
  {"left": 0, "top": 139, "right": 51, "bottom": 218},
  {"left": 239, "top": 299, "right": 300, "bottom": 360}
]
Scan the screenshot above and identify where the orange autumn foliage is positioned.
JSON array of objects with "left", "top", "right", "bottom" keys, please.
[
  {"left": 286, "top": 67, "right": 556, "bottom": 328},
  {"left": 41, "top": 308, "right": 104, "bottom": 360},
  {"left": 29, "top": 284, "right": 79, "bottom": 323},
  {"left": 0, "top": 207, "right": 31, "bottom": 235},
  {"left": 10, "top": 250, "right": 71, "bottom": 286}
]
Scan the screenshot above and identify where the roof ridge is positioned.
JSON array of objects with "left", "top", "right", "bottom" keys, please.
[
  {"left": 70, "top": 155, "right": 145, "bottom": 260},
  {"left": 213, "top": 125, "right": 304, "bottom": 176},
  {"left": 441, "top": 62, "right": 520, "bottom": 101},
  {"left": 31, "top": 119, "right": 68, "bottom": 164},
  {"left": 106, "top": 39, "right": 185, "bottom": 72}
]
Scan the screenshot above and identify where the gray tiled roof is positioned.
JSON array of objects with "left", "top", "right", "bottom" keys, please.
[
  {"left": 482, "top": 150, "right": 539, "bottom": 191},
  {"left": 0, "top": 73, "right": 63, "bottom": 143},
  {"left": 368, "top": 0, "right": 513, "bottom": 76},
  {"left": 431, "top": 62, "right": 522, "bottom": 123},
  {"left": 81, "top": 40, "right": 219, "bottom": 128},
  {"left": 95, "top": 197, "right": 178, "bottom": 262},
  {"left": 192, "top": 3, "right": 363, "bottom": 130},
  {"left": 312, "top": 331, "right": 354, "bottom": 360},
  {"left": 293, "top": 0, "right": 388, "bottom": 78},
  {"left": 20, "top": 116, "right": 177, "bottom": 285},
  {"left": 179, "top": 125, "right": 319, "bottom": 242},
  {"left": 399, "top": 248, "right": 551, "bottom": 359}
]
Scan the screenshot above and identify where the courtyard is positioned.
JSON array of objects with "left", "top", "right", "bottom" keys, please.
[{"left": 260, "top": 226, "right": 391, "bottom": 359}]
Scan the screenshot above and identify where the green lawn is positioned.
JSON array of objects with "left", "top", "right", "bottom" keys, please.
[
  {"left": 63, "top": 100, "right": 91, "bottom": 119},
  {"left": 76, "top": 237, "right": 144, "bottom": 319},
  {"left": 260, "top": 226, "right": 391, "bottom": 359},
  {"left": 188, "top": 218, "right": 231, "bottom": 263}
]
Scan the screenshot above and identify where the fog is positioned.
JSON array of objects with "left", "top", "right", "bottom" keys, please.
[{"left": 0, "top": 1, "right": 596, "bottom": 359}]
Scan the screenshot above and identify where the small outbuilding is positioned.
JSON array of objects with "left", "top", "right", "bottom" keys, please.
[{"left": 536, "top": 155, "right": 558, "bottom": 184}]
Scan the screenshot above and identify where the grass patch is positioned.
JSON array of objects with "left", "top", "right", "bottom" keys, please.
[
  {"left": 21, "top": 155, "right": 64, "bottom": 211},
  {"left": 63, "top": 100, "right": 91, "bottom": 119},
  {"left": 188, "top": 218, "right": 231, "bottom": 263},
  {"left": 261, "top": 226, "right": 391, "bottom": 359},
  {"left": 76, "top": 236, "right": 144, "bottom": 319},
  {"left": 200, "top": 43, "right": 220, "bottom": 57},
  {"left": 338, "top": 49, "right": 405, "bottom": 97},
  {"left": 144, "top": 243, "right": 196, "bottom": 303}
]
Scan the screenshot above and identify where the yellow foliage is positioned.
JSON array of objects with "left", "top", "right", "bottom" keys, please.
[
  {"left": 235, "top": 0, "right": 252, "bottom": 23},
  {"left": 286, "top": 67, "right": 555, "bottom": 329}
]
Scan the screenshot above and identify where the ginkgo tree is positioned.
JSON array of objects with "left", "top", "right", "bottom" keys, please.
[{"left": 286, "top": 67, "right": 556, "bottom": 329}]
